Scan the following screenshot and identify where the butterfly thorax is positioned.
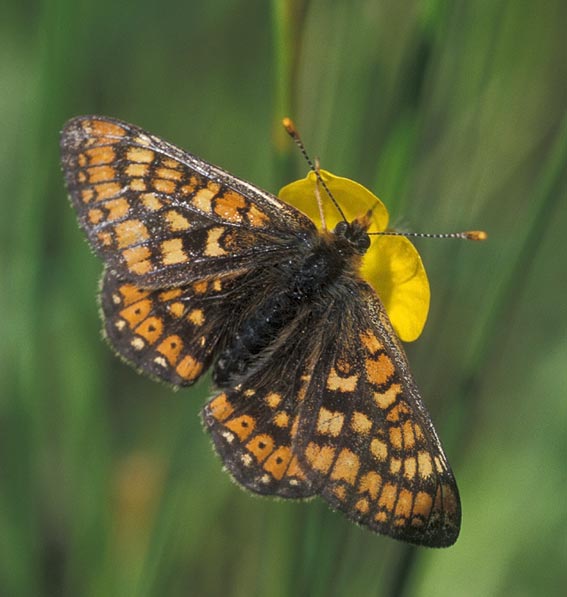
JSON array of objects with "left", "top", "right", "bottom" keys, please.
[{"left": 212, "top": 219, "right": 370, "bottom": 387}]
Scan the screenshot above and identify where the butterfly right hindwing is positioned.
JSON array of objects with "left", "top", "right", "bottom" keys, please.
[{"left": 202, "top": 305, "right": 325, "bottom": 498}]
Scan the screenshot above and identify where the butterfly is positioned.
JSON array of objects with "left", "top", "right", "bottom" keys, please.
[{"left": 60, "top": 116, "right": 461, "bottom": 547}]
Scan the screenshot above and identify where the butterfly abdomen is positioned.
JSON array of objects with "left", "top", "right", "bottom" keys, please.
[
  {"left": 213, "top": 291, "right": 295, "bottom": 386},
  {"left": 213, "top": 237, "right": 352, "bottom": 387}
]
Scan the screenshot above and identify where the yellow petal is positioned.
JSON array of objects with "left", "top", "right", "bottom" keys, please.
[
  {"left": 361, "top": 236, "right": 430, "bottom": 342},
  {"left": 278, "top": 169, "right": 388, "bottom": 233},
  {"left": 279, "top": 170, "right": 430, "bottom": 341}
]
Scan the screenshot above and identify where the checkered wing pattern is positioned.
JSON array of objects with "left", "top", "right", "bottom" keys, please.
[
  {"left": 63, "top": 115, "right": 462, "bottom": 546},
  {"left": 61, "top": 116, "right": 316, "bottom": 289},
  {"left": 296, "top": 282, "right": 460, "bottom": 547},
  {"left": 101, "top": 269, "right": 251, "bottom": 386}
]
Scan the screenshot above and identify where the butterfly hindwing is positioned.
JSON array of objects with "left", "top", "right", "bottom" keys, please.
[
  {"left": 202, "top": 308, "right": 327, "bottom": 499},
  {"left": 101, "top": 268, "right": 251, "bottom": 386},
  {"left": 60, "top": 116, "right": 317, "bottom": 288},
  {"left": 203, "top": 388, "right": 314, "bottom": 499}
]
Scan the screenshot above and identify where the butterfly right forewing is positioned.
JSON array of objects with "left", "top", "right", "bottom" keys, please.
[{"left": 294, "top": 281, "right": 461, "bottom": 547}]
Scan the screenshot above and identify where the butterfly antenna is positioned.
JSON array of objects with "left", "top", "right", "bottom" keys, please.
[
  {"left": 282, "top": 117, "right": 348, "bottom": 222},
  {"left": 369, "top": 230, "right": 488, "bottom": 241}
]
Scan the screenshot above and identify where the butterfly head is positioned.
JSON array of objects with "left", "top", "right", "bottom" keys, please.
[{"left": 332, "top": 212, "right": 371, "bottom": 255}]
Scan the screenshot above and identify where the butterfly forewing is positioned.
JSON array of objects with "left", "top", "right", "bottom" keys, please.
[
  {"left": 60, "top": 116, "right": 316, "bottom": 288},
  {"left": 294, "top": 282, "right": 460, "bottom": 547}
]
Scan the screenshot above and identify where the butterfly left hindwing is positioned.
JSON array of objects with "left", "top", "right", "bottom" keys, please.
[{"left": 101, "top": 268, "right": 249, "bottom": 386}]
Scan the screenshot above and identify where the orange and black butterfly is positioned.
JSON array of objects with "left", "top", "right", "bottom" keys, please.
[{"left": 61, "top": 116, "right": 461, "bottom": 547}]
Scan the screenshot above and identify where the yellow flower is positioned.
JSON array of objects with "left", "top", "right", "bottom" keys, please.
[{"left": 278, "top": 169, "right": 430, "bottom": 342}]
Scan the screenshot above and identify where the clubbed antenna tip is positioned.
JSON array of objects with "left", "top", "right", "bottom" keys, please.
[{"left": 464, "top": 230, "right": 488, "bottom": 241}]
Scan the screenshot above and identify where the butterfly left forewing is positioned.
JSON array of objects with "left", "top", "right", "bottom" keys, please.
[
  {"left": 295, "top": 282, "right": 461, "bottom": 547},
  {"left": 60, "top": 116, "right": 317, "bottom": 289}
]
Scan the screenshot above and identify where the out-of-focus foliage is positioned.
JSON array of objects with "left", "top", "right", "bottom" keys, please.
[{"left": 1, "top": 0, "right": 565, "bottom": 595}]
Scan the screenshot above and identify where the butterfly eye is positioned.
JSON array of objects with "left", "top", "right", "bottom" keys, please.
[
  {"left": 333, "top": 221, "right": 348, "bottom": 236},
  {"left": 356, "top": 233, "right": 371, "bottom": 252}
]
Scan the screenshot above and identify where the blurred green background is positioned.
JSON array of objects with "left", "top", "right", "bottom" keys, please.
[{"left": 1, "top": 0, "right": 566, "bottom": 595}]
